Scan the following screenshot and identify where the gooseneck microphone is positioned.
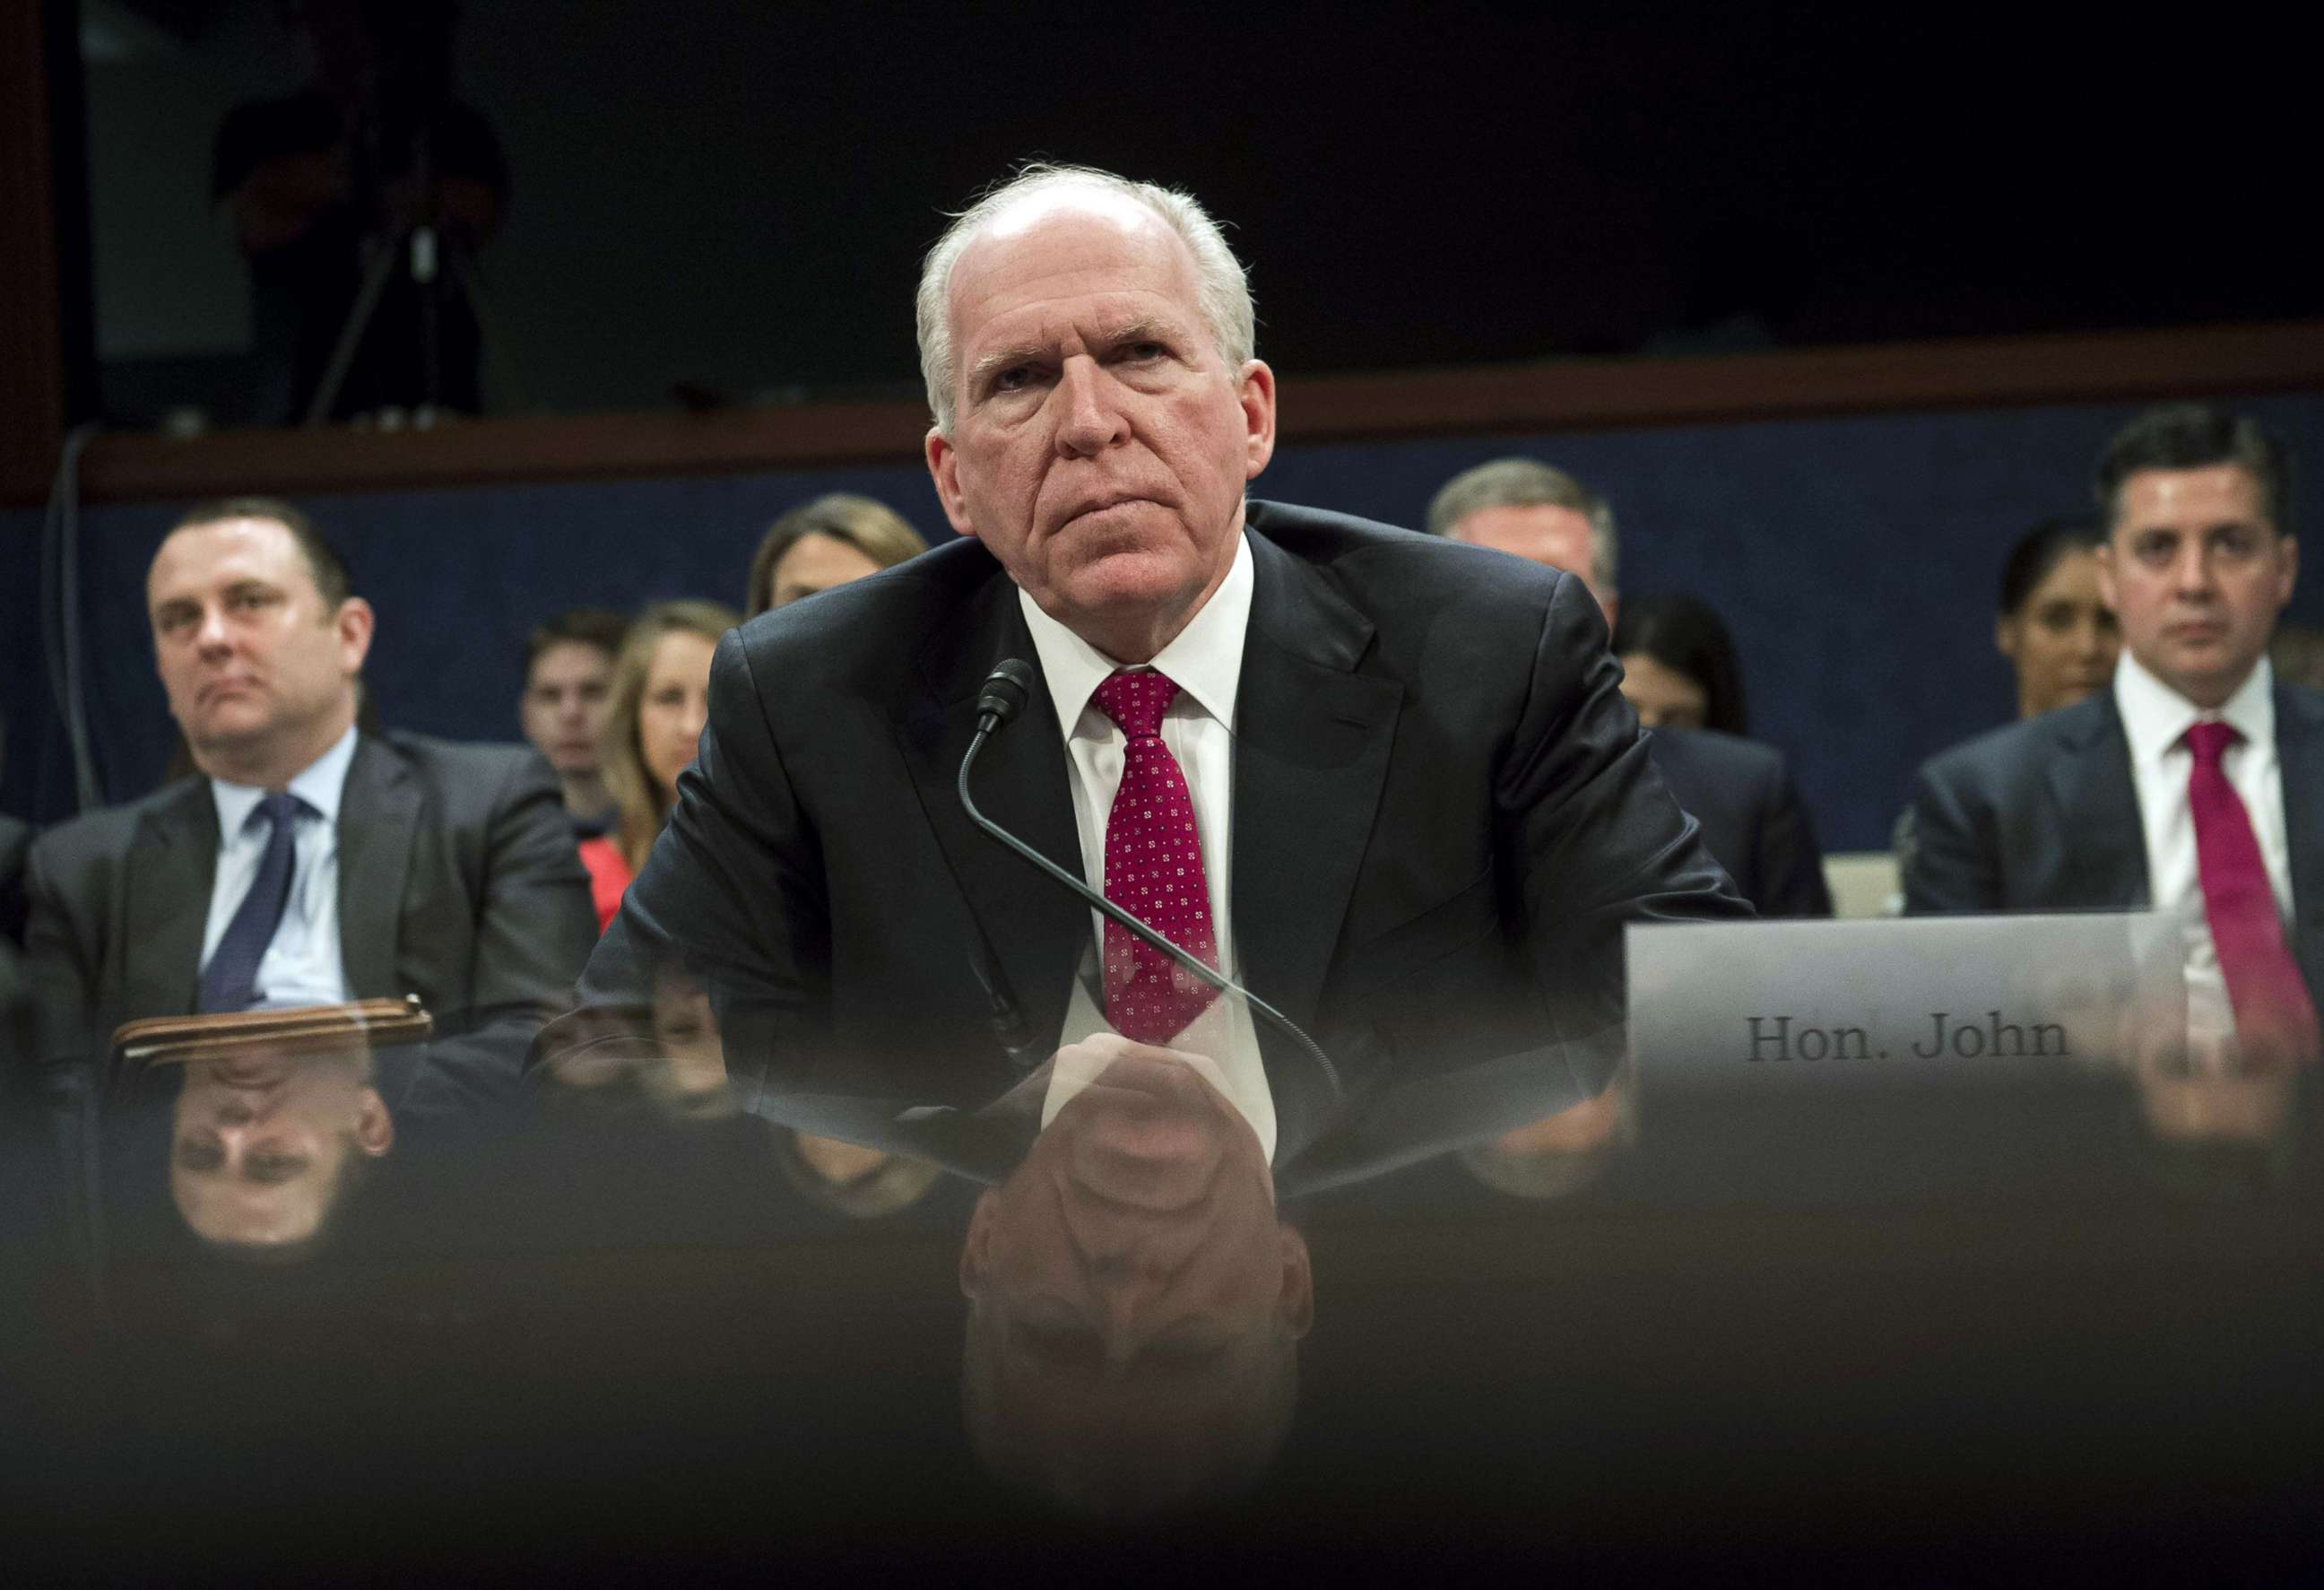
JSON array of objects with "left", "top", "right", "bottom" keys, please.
[{"left": 958, "top": 658, "right": 1342, "bottom": 1102}]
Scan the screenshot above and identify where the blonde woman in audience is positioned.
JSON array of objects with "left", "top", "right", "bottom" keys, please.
[
  {"left": 577, "top": 599, "right": 740, "bottom": 932},
  {"left": 744, "top": 492, "right": 927, "bottom": 617}
]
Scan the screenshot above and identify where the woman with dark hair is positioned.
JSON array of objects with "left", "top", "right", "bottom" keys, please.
[
  {"left": 1994, "top": 514, "right": 2118, "bottom": 720},
  {"left": 745, "top": 493, "right": 928, "bottom": 618},
  {"left": 1610, "top": 594, "right": 1748, "bottom": 736}
]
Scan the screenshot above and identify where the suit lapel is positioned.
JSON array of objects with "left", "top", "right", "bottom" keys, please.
[
  {"left": 2044, "top": 693, "right": 2147, "bottom": 908},
  {"left": 335, "top": 735, "right": 421, "bottom": 998},
  {"left": 121, "top": 781, "right": 220, "bottom": 1020},
  {"left": 1231, "top": 529, "right": 1403, "bottom": 1033},
  {"left": 894, "top": 571, "right": 1088, "bottom": 1058},
  {"left": 2275, "top": 684, "right": 2324, "bottom": 991}
]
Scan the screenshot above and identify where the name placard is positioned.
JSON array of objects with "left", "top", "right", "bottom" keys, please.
[{"left": 1626, "top": 911, "right": 2183, "bottom": 1085}]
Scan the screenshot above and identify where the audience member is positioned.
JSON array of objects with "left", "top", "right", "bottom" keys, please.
[
  {"left": 519, "top": 608, "right": 628, "bottom": 838},
  {"left": 744, "top": 493, "right": 929, "bottom": 617},
  {"left": 1610, "top": 593, "right": 1749, "bottom": 734},
  {"left": 1906, "top": 404, "right": 2320, "bottom": 1069},
  {"left": 1996, "top": 514, "right": 2119, "bottom": 719},
  {"left": 1428, "top": 458, "right": 1618, "bottom": 620},
  {"left": 578, "top": 600, "right": 740, "bottom": 931},
  {"left": 21, "top": 497, "right": 594, "bottom": 1068},
  {"left": 214, "top": 0, "right": 508, "bottom": 423},
  {"left": 1430, "top": 461, "right": 1826, "bottom": 915}
]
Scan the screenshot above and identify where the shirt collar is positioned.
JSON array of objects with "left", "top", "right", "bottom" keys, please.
[
  {"left": 211, "top": 723, "right": 360, "bottom": 838},
  {"left": 1019, "top": 531, "right": 1254, "bottom": 737},
  {"left": 2112, "top": 650, "right": 2275, "bottom": 769}
]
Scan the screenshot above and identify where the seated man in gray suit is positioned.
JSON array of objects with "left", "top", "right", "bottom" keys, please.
[
  {"left": 1428, "top": 457, "right": 1831, "bottom": 917},
  {"left": 1907, "top": 404, "right": 2320, "bottom": 1067},
  {"left": 22, "top": 498, "right": 595, "bottom": 1073}
]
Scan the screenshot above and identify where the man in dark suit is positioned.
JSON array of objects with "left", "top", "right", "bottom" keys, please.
[
  {"left": 1907, "top": 404, "right": 2320, "bottom": 1065},
  {"left": 22, "top": 498, "right": 594, "bottom": 1074},
  {"left": 1637, "top": 727, "right": 1832, "bottom": 918},
  {"left": 1427, "top": 457, "right": 1831, "bottom": 917},
  {"left": 575, "top": 165, "right": 1747, "bottom": 1175}
]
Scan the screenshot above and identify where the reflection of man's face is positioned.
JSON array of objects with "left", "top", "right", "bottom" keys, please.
[
  {"left": 960, "top": 1047, "right": 1310, "bottom": 1515},
  {"left": 170, "top": 1051, "right": 393, "bottom": 1248}
]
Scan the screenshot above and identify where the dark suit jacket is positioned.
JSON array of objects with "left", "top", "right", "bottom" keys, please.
[
  {"left": 577, "top": 501, "right": 1748, "bottom": 1168},
  {"left": 22, "top": 732, "right": 595, "bottom": 1066},
  {"left": 1903, "top": 682, "right": 2324, "bottom": 1005},
  {"left": 1643, "top": 728, "right": 1832, "bottom": 917},
  {"left": 0, "top": 814, "right": 30, "bottom": 949}
]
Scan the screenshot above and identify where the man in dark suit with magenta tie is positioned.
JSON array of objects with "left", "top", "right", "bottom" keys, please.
[
  {"left": 1907, "top": 404, "right": 2320, "bottom": 1068},
  {"left": 579, "top": 163, "right": 1747, "bottom": 1186}
]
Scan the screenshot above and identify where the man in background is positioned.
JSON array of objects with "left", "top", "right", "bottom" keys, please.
[
  {"left": 519, "top": 608, "right": 627, "bottom": 838},
  {"left": 23, "top": 497, "right": 593, "bottom": 1072},
  {"left": 215, "top": 0, "right": 507, "bottom": 422},
  {"left": 1907, "top": 404, "right": 2320, "bottom": 1067},
  {"left": 1429, "top": 458, "right": 1830, "bottom": 917}
]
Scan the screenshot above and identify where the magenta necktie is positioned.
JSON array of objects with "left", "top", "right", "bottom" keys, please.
[
  {"left": 2183, "top": 720, "right": 2320, "bottom": 1067},
  {"left": 1093, "top": 669, "right": 1221, "bottom": 1045}
]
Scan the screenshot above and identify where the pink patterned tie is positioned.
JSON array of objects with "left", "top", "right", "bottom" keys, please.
[
  {"left": 2183, "top": 720, "right": 2320, "bottom": 1067},
  {"left": 1093, "top": 669, "right": 1221, "bottom": 1045}
]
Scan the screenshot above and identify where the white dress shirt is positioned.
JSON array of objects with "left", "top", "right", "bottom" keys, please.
[
  {"left": 2114, "top": 653, "right": 2294, "bottom": 1047},
  {"left": 199, "top": 724, "right": 359, "bottom": 1009},
  {"left": 1018, "top": 533, "right": 1277, "bottom": 1160}
]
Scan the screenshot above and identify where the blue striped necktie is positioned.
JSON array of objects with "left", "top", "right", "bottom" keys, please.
[{"left": 197, "top": 792, "right": 309, "bottom": 1014}]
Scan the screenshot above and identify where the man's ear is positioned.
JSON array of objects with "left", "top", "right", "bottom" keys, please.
[
  {"left": 335, "top": 596, "right": 376, "bottom": 675},
  {"left": 1238, "top": 360, "right": 1277, "bottom": 482},
  {"left": 2094, "top": 542, "right": 2121, "bottom": 614},
  {"left": 927, "top": 428, "right": 980, "bottom": 541},
  {"left": 1276, "top": 1225, "right": 1314, "bottom": 1340},
  {"left": 1995, "top": 615, "right": 2020, "bottom": 661},
  {"left": 2275, "top": 533, "right": 2300, "bottom": 608},
  {"left": 960, "top": 1187, "right": 1001, "bottom": 1298},
  {"left": 353, "top": 1090, "right": 395, "bottom": 1158}
]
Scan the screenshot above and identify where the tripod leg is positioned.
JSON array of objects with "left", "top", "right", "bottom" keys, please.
[{"left": 303, "top": 231, "right": 405, "bottom": 427}]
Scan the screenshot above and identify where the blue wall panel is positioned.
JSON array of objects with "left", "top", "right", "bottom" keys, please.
[{"left": 8, "top": 390, "right": 2323, "bottom": 852}]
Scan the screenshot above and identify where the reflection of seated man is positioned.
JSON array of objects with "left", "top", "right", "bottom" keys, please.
[
  {"left": 1906, "top": 405, "right": 2320, "bottom": 1070},
  {"left": 22, "top": 498, "right": 594, "bottom": 1076},
  {"left": 960, "top": 1038, "right": 1309, "bottom": 1517},
  {"left": 169, "top": 1047, "right": 394, "bottom": 1255}
]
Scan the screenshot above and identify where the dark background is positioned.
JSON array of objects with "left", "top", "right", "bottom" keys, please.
[
  {"left": 74, "top": 0, "right": 2324, "bottom": 420},
  {"left": 22, "top": 2, "right": 2324, "bottom": 853}
]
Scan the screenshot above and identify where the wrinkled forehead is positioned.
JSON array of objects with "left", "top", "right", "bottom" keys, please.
[{"left": 947, "top": 192, "right": 1203, "bottom": 348}]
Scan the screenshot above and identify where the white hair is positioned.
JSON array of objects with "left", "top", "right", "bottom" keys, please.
[{"left": 915, "top": 164, "right": 1256, "bottom": 435}]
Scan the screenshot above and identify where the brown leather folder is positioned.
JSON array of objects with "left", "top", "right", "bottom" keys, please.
[{"left": 111, "top": 995, "right": 433, "bottom": 1068}]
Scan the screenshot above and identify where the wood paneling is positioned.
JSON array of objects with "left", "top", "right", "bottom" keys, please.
[{"left": 16, "top": 314, "right": 2324, "bottom": 508}]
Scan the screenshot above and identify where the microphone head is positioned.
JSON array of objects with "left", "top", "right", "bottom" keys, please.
[{"left": 976, "top": 658, "right": 1036, "bottom": 728}]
